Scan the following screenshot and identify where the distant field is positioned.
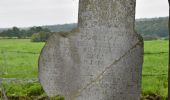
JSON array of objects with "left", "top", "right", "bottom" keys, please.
[{"left": 0, "top": 39, "right": 168, "bottom": 99}]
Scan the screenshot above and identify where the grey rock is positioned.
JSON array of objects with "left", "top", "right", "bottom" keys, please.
[{"left": 39, "top": 0, "right": 143, "bottom": 100}]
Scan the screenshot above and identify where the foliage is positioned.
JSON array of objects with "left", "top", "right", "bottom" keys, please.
[
  {"left": 27, "top": 27, "right": 50, "bottom": 37},
  {"left": 31, "top": 32, "right": 52, "bottom": 42},
  {"left": 0, "top": 17, "right": 168, "bottom": 40},
  {"left": 42, "top": 23, "right": 77, "bottom": 32},
  {"left": 2, "top": 82, "right": 44, "bottom": 96},
  {"left": 26, "top": 83, "right": 44, "bottom": 96},
  {"left": 135, "top": 17, "right": 168, "bottom": 38},
  {"left": 0, "top": 26, "right": 50, "bottom": 39},
  {"left": 44, "top": 17, "right": 169, "bottom": 39},
  {"left": 43, "top": 17, "right": 169, "bottom": 39}
]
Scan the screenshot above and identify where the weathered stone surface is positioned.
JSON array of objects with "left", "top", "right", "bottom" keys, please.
[{"left": 38, "top": 0, "right": 143, "bottom": 100}]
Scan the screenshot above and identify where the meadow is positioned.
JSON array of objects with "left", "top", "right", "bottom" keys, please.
[{"left": 0, "top": 39, "right": 168, "bottom": 99}]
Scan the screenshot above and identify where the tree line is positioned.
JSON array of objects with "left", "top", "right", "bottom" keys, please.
[
  {"left": 0, "top": 17, "right": 168, "bottom": 41},
  {"left": 0, "top": 26, "right": 50, "bottom": 39},
  {"left": 0, "top": 26, "right": 52, "bottom": 42},
  {"left": 135, "top": 17, "right": 168, "bottom": 39}
]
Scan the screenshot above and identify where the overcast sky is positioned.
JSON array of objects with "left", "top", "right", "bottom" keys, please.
[{"left": 0, "top": 0, "right": 169, "bottom": 28}]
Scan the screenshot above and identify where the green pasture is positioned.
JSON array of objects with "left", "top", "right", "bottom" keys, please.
[
  {"left": 0, "top": 39, "right": 44, "bottom": 78},
  {"left": 0, "top": 39, "right": 168, "bottom": 99},
  {"left": 142, "top": 40, "right": 168, "bottom": 99}
]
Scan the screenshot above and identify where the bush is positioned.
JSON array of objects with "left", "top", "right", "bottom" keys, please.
[
  {"left": 2, "top": 82, "right": 45, "bottom": 97},
  {"left": 27, "top": 83, "right": 44, "bottom": 96},
  {"left": 31, "top": 32, "right": 52, "bottom": 42},
  {"left": 164, "top": 37, "right": 169, "bottom": 40}
]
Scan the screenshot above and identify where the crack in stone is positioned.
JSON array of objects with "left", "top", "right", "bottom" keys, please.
[{"left": 70, "top": 41, "right": 142, "bottom": 100}]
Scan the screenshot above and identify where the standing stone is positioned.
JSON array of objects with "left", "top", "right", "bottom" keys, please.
[{"left": 38, "top": 0, "right": 143, "bottom": 100}]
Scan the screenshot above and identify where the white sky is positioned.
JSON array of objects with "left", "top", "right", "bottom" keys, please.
[{"left": 0, "top": 0, "right": 169, "bottom": 28}]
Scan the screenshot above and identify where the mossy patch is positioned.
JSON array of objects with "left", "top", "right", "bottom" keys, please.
[{"left": 50, "top": 95, "right": 64, "bottom": 100}]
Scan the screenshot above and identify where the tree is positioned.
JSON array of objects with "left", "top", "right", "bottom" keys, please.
[
  {"left": 0, "top": 26, "right": 51, "bottom": 38},
  {"left": 12, "top": 27, "right": 21, "bottom": 38},
  {"left": 27, "top": 27, "right": 50, "bottom": 37},
  {"left": 31, "top": 32, "right": 52, "bottom": 42}
]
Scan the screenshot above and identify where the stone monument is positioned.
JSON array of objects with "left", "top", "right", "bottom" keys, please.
[{"left": 38, "top": 0, "right": 143, "bottom": 100}]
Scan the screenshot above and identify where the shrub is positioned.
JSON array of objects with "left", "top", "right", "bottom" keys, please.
[
  {"left": 2, "top": 82, "right": 45, "bottom": 97},
  {"left": 26, "top": 83, "right": 44, "bottom": 96},
  {"left": 164, "top": 37, "right": 169, "bottom": 40},
  {"left": 31, "top": 32, "right": 52, "bottom": 42}
]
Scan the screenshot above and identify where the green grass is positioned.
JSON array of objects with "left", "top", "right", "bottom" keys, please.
[
  {"left": 0, "top": 39, "right": 168, "bottom": 99},
  {"left": 0, "top": 39, "right": 44, "bottom": 78},
  {"left": 142, "top": 40, "right": 168, "bottom": 99}
]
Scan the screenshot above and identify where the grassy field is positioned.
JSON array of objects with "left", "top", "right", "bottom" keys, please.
[
  {"left": 0, "top": 39, "right": 168, "bottom": 99},
  {"left": 142, "top": 40, "right": 168, "bottom": 99},
  {"left": 0, "top": 39, "right": 44, "bottom": 78}
]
